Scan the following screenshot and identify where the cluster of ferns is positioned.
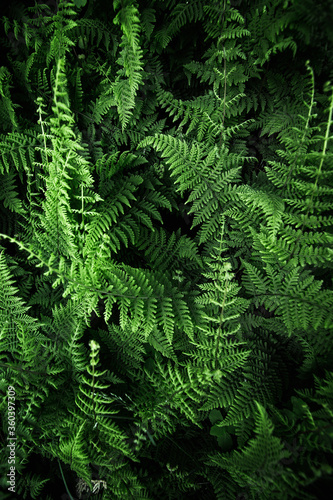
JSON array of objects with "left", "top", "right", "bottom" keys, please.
[{"left": 0, "top": 0, "right": 332, "bottom": 498}]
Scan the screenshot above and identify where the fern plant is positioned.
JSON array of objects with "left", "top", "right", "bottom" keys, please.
[{"left": 0, "top": 0, "right": 332, "bottom": 499}]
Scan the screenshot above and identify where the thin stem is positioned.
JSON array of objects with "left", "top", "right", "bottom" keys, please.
[{"left": 58, "top": 460, "right": 75, "bottom": 500}]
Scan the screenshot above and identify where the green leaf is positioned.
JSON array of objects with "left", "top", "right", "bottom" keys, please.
[
  {"left": 74, "top": 0, "right": 87, "bottom": 7},
  {"left": 209, "top": 409, "right": 223, "bottom": 425},
  {"left": 210, "top": 425, "right": 234, "bottom": 451}
]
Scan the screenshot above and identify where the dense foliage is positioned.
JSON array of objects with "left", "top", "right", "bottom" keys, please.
[{"left": 0, "top": 0, "right": 332, "bottom": 498}]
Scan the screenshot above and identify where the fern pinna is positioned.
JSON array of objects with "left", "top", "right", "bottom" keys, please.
[{"left": 0, "top": 0, "right": 332, "bottom": 499}]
